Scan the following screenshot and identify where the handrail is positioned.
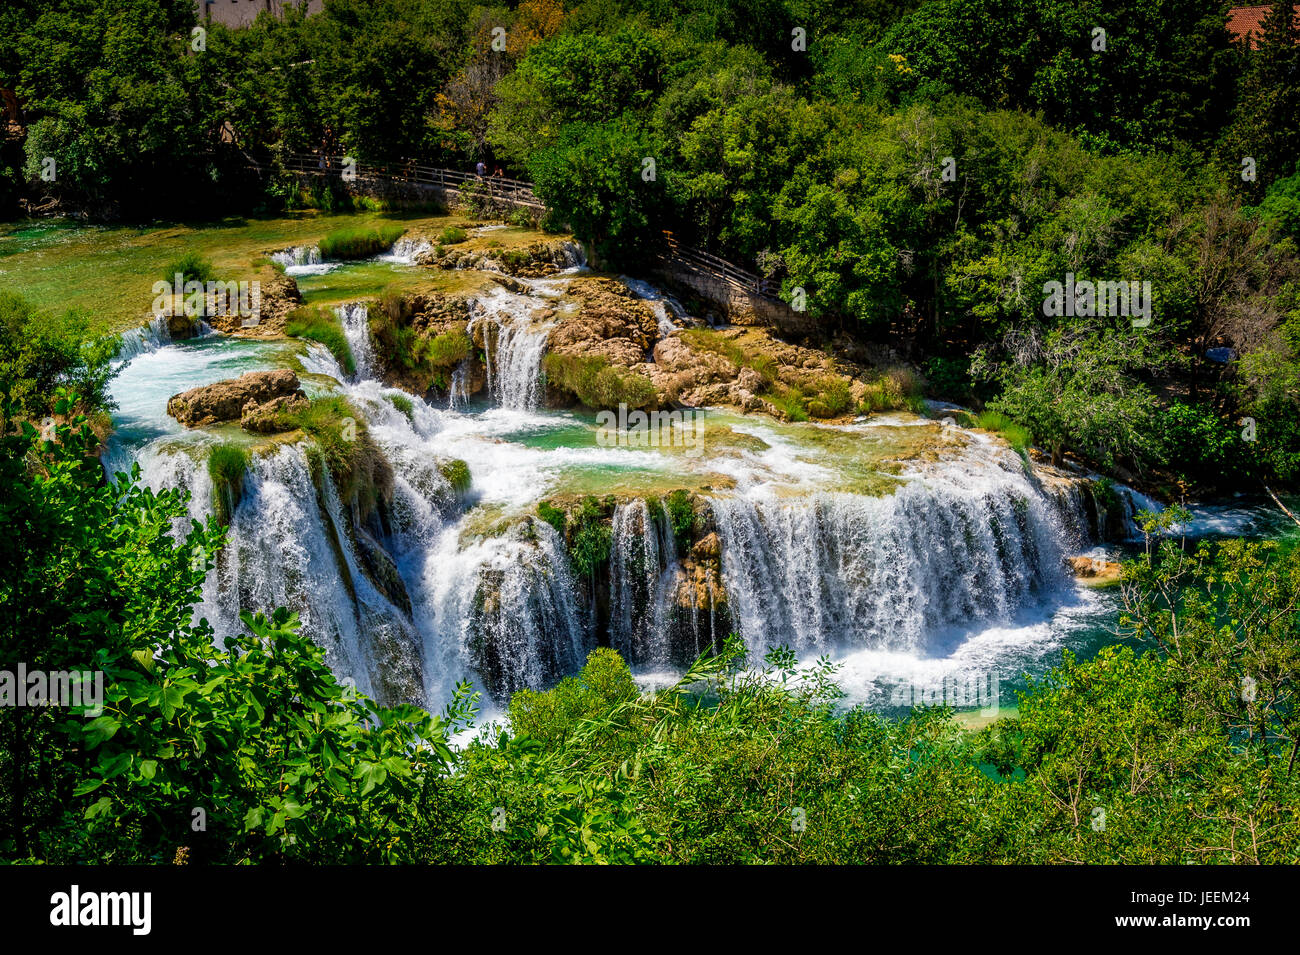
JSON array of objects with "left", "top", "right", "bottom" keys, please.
[{"left": 251, "top": 154, "right": 782, "bottom": 301}]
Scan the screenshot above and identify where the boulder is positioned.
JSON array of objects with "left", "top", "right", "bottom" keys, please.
[
  {"left": 240, "top": 393, "right": 308, "bottom": 433},
  {"left": 167, "top": 369, "right": 305, "bottom": 428},
  {"left": 1066, "top": 556, "right": 1123, "bottom": 583}
]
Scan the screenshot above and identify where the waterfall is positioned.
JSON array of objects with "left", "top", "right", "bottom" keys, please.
[
  {"left": 411, "top": 519, "right": 589, "bottom": 700},
  {"left": 621, "top": 275, "right": 688, "bottom": 336},
  {"left": 380, "top": 237, "right": 433, "bottom": 264},
  {"left": 468, "top": 287, "right": 552, "bottom": 410},
  {"left": 197, "top": 444, "right": 424, "bottom": 703},
  {"left": 712, "top": 477, "right": 1068, "bottom": 661},
  {"left": 610, "top": 500, "right": 672, "bottom": 666},
  {"left": 336, "top": 302, "right": 377, "bottom": 381},
  {"left": 447, "top": 359, "right": 471, "bottom": 410},
  {"left": 114, "top": 315, "right": 171, "bottom": 366},
  {"left": 272, "top": 246, "right": 321, "bottom": 267}
]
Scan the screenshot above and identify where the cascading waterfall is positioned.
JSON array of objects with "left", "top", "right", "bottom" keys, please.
[
  {"left": 114, "top": 315, "right": 171, "bottom": 366},
  {"left": 110, "top": 260, "right": 1134, "bottom": 717},
  {"left": 197, "top": 444, "right": 424, "bottom": 703},
  {"left": 381, "top": 237, "right": 433, "bottom": 264},
  {"left": 336, "top": 302, "right": 377, "bottom": 381},
  {"left": 272, "top": 246, "right": 321, "bottom": 267},
  {"left": 468, "top": 287, "right": 553, "bottom": 410},
  {"left": 712, "top": 473, "right": 1068, "bottom": 661},
  {"left": 412, "top": 519, "right": 590, "bottom": 700}
]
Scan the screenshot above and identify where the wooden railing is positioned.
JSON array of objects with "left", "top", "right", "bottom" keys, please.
[
  {"left": 255, "top": 154, "right": 785, "bottom": 303},
  {"left": 261, "top": 153, "right": 545, "bottom": 209},
  {"left": 661, "top": 230, "right": 780, "bottom": 299}
]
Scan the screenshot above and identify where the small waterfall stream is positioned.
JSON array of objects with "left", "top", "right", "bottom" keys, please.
[{"left": 468, "top": 287, "right": 553, "bottom": 410}]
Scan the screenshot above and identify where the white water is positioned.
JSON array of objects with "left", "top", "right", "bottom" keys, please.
[
  {"left": 468, "top": 286, "right": 553, "bottom": 410},
  {"left": 112, "top": 258, "right": 1273, "bottom": 718},
  {"left": 336, "top": 302, "right": 376, "bottom": 380},
  {"left": 379, "top": 237, "right": 433, "bottom": 264}
]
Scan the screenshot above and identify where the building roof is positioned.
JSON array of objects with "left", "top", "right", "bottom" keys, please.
[{"left": 1227, "top": 4, "right": 1300, "bottom": 48}]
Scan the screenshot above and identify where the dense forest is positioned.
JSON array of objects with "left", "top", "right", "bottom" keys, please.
[{"left": 1, "top": 0, "right": 1299, "bottom": 865}]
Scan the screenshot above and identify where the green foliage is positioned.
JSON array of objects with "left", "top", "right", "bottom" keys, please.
[
  {"left": 318, "top": 225, "right": 406, "bottom": 260},
  {"left": 207, "top": 442, "right": 250, "bottom": 526},
  {"left": 438, "top": 226, "right": 468, "bottom": 245},
  {"left": 541, "top": 352, "right": 656, "bottom": 410},
  {"left": 386, "top": 392, "right": 414, "bottom": 422},
  {"left": 277, "top": 395, "right": 389, "bottom": 516},
  {"left": 536, "top": 499, "right": 566, "bottom": 536},
  {"left": 160, "top": 251, "right": 215, "bottom": 286},
  {"left": 664, "top": 489, "right": 696, "bottom": 550},
  {"left": 438, "top": 458, "right": 471, "bottom": 495},
  {"left": 974, "top": 410, "right": 1032, "bottom": 455},
  {"left": 566, "top": 495, "right": 612, "bottom": 580},
  {"left": 0, "top": 292, "right": 116, "bottom": 418},
  {"left": 0, "top": 394, "right": 473, "bottom": 862},
  {"left": 507, "top": 648, "right": 639, "bottom": 747},
  {"left": 285, "top": 307, "right": 356, "bottom": 377},
  {"left": 972, "top": 325, "right": 1166, "bottom": 470}
]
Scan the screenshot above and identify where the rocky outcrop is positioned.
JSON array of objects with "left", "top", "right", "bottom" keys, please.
[
  {"left": 432, "top": 239, "right": 583, "bottom": 277},
  {"left": 545, "top": 277, "right": 659, "bottom": 367},
  {"left": 1066, "top": 555, "right": 1123, "bottom": 583},
  {"left": 167, "top": 369, "right": 306, "bottom": 429}
]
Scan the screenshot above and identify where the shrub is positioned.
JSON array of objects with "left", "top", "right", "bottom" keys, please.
[
  {"left": 438, "top": 226, "right": 468, "bottom": 245},
  {"left": 387, "top": 393, "right": 415, "bottom": 422},
  {"left": 278, "top": 395, "right": 390, "bottom": 515},
  {"left": 160, "top": 251, "right": 215, "bottom": 285},
  {"left": 286, "top": 306, "right": 356, "bottom": 377},
  {"left": 541, "top": 353, "right": 656, "bottom": 410},
  {"left": 425, "top": 328, "right": 472, "bottom": 367},
  {"left": 664, "top": 489, "right": 696, "bottom": 549},
  {"left": 439, "top": 458, "right": 471, "bottom": 495},
  {"left": 537, "top": 500, "right": 566, "bottom": 535},
  {"left": 507, "top": 648, "right": 639, "bottom": 746}
]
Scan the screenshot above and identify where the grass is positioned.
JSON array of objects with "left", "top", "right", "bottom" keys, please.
[
  {"left": 387, "top": 393, "right": 415, "bottom": 422},
  {"left": 439, "top": 226, "right": 468, "bottom": 245},
  {"left": 0, "top": 211, "right": 463, "bottom": 335},
  {"left": 857, "top": 366, "right": 926, "bottom": 416},
  {"left": 439, "top": 458, "right": 471, "bottom": 495},
  {"left": 280, "top": 395, "right": 390, "bottom": 517},
  {"left": 208, "top": 442, "right": 250, "bottom": 526},
  {"left": 976, "top": 410, "right": 1033, "bottom": 454},
  {"left": 161, "top": 250, "right": 215, "bottom": 285},
  {"left": 541, "top": 353, "right": 657, "bottom": 411},
  {"left": 285, "top": 306, "right": 356, "bottom": 377},
  {"left": 318, "top": 225, "right": 407, "bottom": 260}
]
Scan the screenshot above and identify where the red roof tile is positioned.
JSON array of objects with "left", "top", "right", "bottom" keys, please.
[{"left": 1227, "top": 4, "right": 1300, "bottom": 48}]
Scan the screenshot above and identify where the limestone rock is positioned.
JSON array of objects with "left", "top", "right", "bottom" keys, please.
[{"left": 167, "top": 369, "right": 305, "bottom": 428}]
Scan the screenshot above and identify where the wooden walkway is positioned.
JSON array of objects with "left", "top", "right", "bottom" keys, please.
[{"left": 260, "top": 153, "right": 782, "bottom": 301}]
